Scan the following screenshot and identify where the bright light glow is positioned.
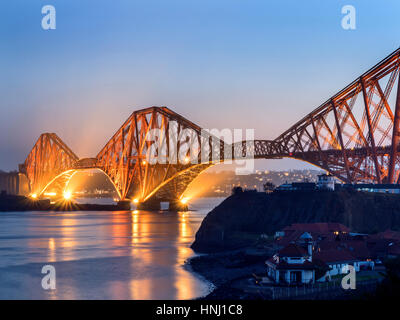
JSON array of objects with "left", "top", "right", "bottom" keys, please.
[
  {"left": 180, "top": 197, "right": 189, "bottom": 205},
  {"left": 63, "top": 191, "right": 72, "bottom": 200},
  {"left": 142, "top": 160, "right": 146, "bottom": 165},
  {"left": 30, "top": 193, "right": 37, "bottom": 199},
  {"left": 44, "top": 192, "right": 57, "bottom": 197},
  {"left": 133, "top": 210, "right": 139, "bottom": 214},
  {"left": 184, "top": 156, "right": 190, "bottom": 164},
  {"left": 133, "top": 198, "right": 139, "bottom": 204}
]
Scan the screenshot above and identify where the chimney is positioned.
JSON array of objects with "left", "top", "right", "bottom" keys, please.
[{"left": 307, "top": 241, "right": 313, "bottom": 260}]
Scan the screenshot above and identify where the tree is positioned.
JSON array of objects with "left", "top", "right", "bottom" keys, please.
[{"left": 232, "top": 186, "right": 243, "bottom": 195}]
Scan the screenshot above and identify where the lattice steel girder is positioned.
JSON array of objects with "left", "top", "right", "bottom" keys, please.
[
  {"left": 271, "top": 47, "right": 400, "bottom": 184},
  {"left": 20, "top": 48, "right": 400, "bottom": 202},
  {"left": 20, "top": 133, "right": 79, "bottom": 195},
  {"left": 96, "top": 107, "right": 237, "bottom": 201}
]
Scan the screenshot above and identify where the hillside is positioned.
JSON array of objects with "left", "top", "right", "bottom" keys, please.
[{"left": 191, "top": 190, "right": 400, "bottom": 253}]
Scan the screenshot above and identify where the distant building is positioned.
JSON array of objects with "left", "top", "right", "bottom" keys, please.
[
  {"left": 291, "top": 182, "right": 316, "bottom": 191},
  {"left": 275, "top": 183, "right": 294, "bottom": 191},
  {"left": 0, "top": 172, "right": 30, "bottom": 196},
  {"left": 336, "top": 183, "right": 400, "bottom": 194},
  {"left": 275, "top": 182, "right": 316, "bottom": 192},
  {"left": 317, "top": 174, "right": 335, "bottom": 191}
]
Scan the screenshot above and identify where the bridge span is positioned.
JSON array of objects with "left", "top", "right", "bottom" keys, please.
[{"left": 19, "top": 48, "right": 400, "bottom": 206}]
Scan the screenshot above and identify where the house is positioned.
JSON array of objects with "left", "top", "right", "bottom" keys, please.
[
  {"left": 314, "top": 249, "right": 361, "bottom": 281},
  {"left": 388, "top": 242, "right": 400, "bottom": 258},
  {"left": 267, "top": 223, "right": 373, "bottom": 285},
  {"left": 291, "top": 182, "right": 316, "bottom": 191},
  {"left": 369, "top": 229, "right": 400, "bottom": 241},
  {"left": 283, "top": 222, "right": 350, "bottom": 235},
  {"left": 274, "top": 222, "right": 350, "bottom": 247},
  {"left": 266, "top": 240, "right": 367, "bottom": 285},
  {"left": 367, "top": 230, "right": 400, "bottom": 260},
  {"left": 317, "top": 174, "right": 335, "bottom": 191},
  {"left": 316, "top": 237, "right": 374, "bottom": 270},
  {"left": 275, "top": 182, "right": 316, "bottom": 192},
  {"left": 266, "top": 242, "right": 318, "bottom": 285}
]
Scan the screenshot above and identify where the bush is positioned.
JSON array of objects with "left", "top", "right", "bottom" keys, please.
[{"left": 232, "top": 186, "right": 243, "bottom": 195}]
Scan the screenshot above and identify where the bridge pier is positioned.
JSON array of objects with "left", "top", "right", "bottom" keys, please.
[
  {"left": 137, "top": 198, "right": 188, "bottom": 211},
  {"left": 137, "top": 198, "right": 160, "bottom": 211},
  {"left": 169, "top": 199, "right": 188, "bottom": 212},
  {"left": 117, "top": 200, "right": 132, "bottom": 210}
]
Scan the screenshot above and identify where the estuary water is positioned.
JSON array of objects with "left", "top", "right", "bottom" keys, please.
[{"left": 0, "top": 197, "right": 224, "bottom": 299}]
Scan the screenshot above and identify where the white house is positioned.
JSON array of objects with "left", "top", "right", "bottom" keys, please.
[
  {"left": 266, "top": 242, "right": 318, "bottom": 285},
  {"left": 266, "top": 231, "right": 370, "bottom": 285},
  {"left": 317, "top": 174, "right": 335, "bottom": 191}
]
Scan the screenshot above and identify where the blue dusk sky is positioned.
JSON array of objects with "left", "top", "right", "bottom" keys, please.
[{"left": 0, "top": 0, "right": 399, "bottom": 171}]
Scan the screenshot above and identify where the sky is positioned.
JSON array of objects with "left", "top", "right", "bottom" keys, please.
[{"left": 1, "top": 0, "right": 400, "bottom": 172}]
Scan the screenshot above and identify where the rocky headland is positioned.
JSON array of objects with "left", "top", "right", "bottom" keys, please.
[{"left": 191, "top": 189, "right": 400, "bottom": 253}]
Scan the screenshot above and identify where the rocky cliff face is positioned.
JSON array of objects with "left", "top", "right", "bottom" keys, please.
[{"left": 191, "top": 190, "right": 400, "bottom": 253}]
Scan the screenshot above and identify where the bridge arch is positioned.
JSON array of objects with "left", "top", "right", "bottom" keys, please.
[
  {"left": 142, "top": 157, "right": 330, "bottom": 204},
  {"left": 38, "top": 168, "right": 122, "bottom": 201}
]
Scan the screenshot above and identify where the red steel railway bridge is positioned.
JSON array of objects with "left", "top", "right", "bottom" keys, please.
[{"left": 19, "top": 48, "right": 400, "bottom": 207}]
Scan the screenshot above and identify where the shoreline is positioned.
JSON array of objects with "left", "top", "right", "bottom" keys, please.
[
  {"left": 183, "top": 255, "right": 216, "bottom": 299},
  {"left": 0, "top": 194, "right": 131, "bottom": 212},
  {"left": 185, "top": 249, "right": 268, "bottom": 299}
]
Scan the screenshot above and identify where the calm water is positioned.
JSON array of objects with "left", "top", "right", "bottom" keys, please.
[{"left": 0, "top": 197, "right": 224, "bottom": 299}]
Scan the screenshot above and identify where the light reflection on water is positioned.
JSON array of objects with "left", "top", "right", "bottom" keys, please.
[{"left": 0, "top": 197, "right": 224, "bottom": 300}]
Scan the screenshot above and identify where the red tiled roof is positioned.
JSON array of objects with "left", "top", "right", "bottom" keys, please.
[
  {"left": 388, "top": 243, "right": 400, "bottom": 256},
  {"left": 341, "top": 241, "right": 371, "bottom": 259},
  {"left": 318, "top": 240, "right": 371, "bottom": 260},
  {"left": 370, "top": 229, "right": 400, "bottom": 241},
  {"left": 275, "top": 230, "right": 305, "bottom": 247},
  {"left": 367, "top": 238, "right": 394, "bottom": 257},
  {"left": 279, "top": 243, "right": 308, "bottom": 257},
  {"left": 283, "top": 222, "right": 350, "bottom": 234},
  {"left": 314, "top": 249, "right": 356, "bottom": 264},
  {"left": 275, "top": 227, "right": 352, "bottom": 248}
]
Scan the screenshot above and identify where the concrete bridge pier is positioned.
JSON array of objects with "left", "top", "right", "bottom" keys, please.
[
  {"left": 116, "top": 200, "right": 132, "bottom": 210},
  {"left": 137, "top": 198, "right": 160, "bottom": 211},
  {"left": 137, "top": 198, "right": 188, "bottom": 211},
  {"left": 169, "top": 199, "right": 188, "bottom": 212}
]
